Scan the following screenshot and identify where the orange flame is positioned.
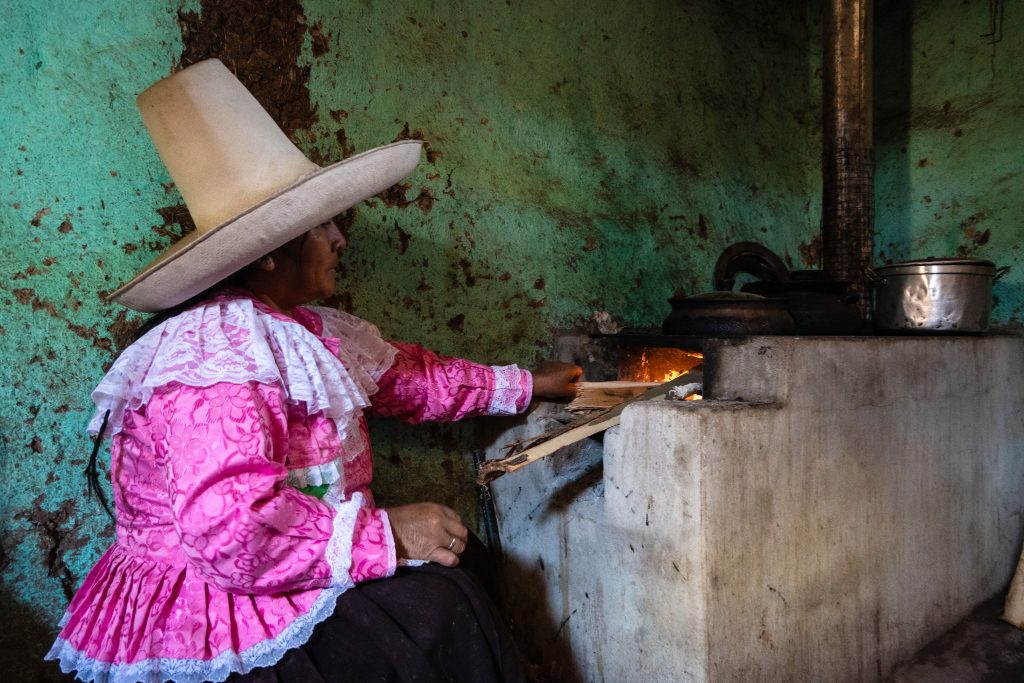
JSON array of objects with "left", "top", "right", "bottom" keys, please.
[
  {"left": 621, "top": 349, "right": 704, "bottom": 400},
  {"left": 629, "top": 349, "right": 703, "bottom": 384}
]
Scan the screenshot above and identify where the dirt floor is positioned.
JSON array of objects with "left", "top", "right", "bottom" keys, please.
[{"left": 888, "top": 593, "right": 1024, "bottom": 682}]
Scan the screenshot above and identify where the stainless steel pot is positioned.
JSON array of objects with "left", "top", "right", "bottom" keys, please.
[{"left": 868, "top": 258, "right": 1008, "bottom": 333}]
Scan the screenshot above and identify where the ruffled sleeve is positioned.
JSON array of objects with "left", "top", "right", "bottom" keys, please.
[
  {"left": 147, "top": 380, "right": 395, "bottom": 593},
  {"left": 368, "top": 341, "right": 533, "bottom": 423}
]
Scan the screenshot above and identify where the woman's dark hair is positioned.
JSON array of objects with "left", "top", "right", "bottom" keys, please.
[{"left": 85, "top": 410, "right": 113, "bottom": 519}]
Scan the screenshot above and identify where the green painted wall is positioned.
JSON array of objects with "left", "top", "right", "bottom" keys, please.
[
  {"left": 875, "top": 0, "right": 1024, "bottom": 320},
  {"left": 1, "top": 0, "right": 1020, "bottom": 678}
]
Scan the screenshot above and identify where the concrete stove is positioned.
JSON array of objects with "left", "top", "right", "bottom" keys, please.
[{"left": 488, "top": 334, "right": 1024, "bottom": 682}]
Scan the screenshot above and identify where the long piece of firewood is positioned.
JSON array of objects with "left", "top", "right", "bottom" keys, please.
[
  {"left": 1003, "top": 550, "right": 1024, "bottom": 627},
  {"left": 567, "top": 381, "right": 660, "bottom": 412},
  {"left": 476, "top": 372, "right": 701, "bottom": 484}
]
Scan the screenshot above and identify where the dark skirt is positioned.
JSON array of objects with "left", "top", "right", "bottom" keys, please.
[{"left": 227, "top": 556, "right": 527, "bottom": 683}]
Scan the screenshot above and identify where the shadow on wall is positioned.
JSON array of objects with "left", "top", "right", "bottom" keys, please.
[
  {"left": 499, "top": 554, "right": 585, "bottom": 683},
  {"left": 470, "top": 332, "right": 618, "bottom": 682},
  {"left": 505, "top": 463, "right": 605, "bottom": 683},
  {"left": 0, "top": 588, "right": 71, "bottom": 682},
  {"left": 874, "top": 0, "right": 915, "bottom": 261}
]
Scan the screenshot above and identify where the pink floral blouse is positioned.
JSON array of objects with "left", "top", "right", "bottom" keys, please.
[{"left": 46, "top": 293, "right": 532, "bottom": 683}]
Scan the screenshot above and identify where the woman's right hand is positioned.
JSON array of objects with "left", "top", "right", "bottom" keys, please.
[
  {"left": 386, "top": 502, "right": 468, "bottom": 567},
  {"left": 530, "top": 360, "right": 583, "bottom": 399}
]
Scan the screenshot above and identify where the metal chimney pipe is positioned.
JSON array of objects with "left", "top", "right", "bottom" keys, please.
[{"left": 822, "top": 0, "right": 874, "bottom": 319}]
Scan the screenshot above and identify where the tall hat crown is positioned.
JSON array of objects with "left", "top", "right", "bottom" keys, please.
[{"left": 111, "top": 59, "right": 422, "bottom": 311}]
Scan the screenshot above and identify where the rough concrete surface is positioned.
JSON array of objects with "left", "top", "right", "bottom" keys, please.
[{"left": 494, "top": 335, "right": 1024, "bottom": 682}]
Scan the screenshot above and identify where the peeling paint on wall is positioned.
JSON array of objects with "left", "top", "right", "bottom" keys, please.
[
  {"left": 4, "top": 0, "right": 1022, "bottom": 678},
  {"left": 178, "top": 0, "right": 315, "bottom": 137}
]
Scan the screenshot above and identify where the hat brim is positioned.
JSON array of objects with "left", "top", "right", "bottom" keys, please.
[{"left": 110, "top": 140, "right": 422, "bottom": 312}]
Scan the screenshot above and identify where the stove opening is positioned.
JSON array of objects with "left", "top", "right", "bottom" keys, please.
[
  {"left": 619, "top": 346, "right": 703, "bottom": 383},
  {"left": 617, "top": 342, "right": 704, "bottom": 401}
]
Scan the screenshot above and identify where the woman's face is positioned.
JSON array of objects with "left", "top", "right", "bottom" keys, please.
[
  {"left": 302, "top": 220, "right": 347, "bottom": 299},
  {"left": 274, "top": 220, "right": 347, "bottom": 303}
]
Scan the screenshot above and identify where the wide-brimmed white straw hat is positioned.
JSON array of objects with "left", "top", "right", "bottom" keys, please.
[{"left": 110, "top": 58, "right": 422, "bottom": 312}]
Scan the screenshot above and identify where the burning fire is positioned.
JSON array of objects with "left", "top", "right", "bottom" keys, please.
[
  {"left": 661, "top": 368, "right": 703, "bottom": 399},
  {"left": 627, "top": 349, "right": 703, "bottom": 383},
  {"left": 620, "top": 347, "right": 704, "bottom": 400}
]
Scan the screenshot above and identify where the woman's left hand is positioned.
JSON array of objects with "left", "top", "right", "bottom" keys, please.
[
  {"left": 386, "top": 502, "right": 469, "bottom": 567},
  {"left": 530, "top": 360, "right": 583, "bottom": 399}
]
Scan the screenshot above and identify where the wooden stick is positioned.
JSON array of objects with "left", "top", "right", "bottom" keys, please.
[
  {"left": 1003, "top": 549, "right": 1024, "bottom": 628},
  {"left": 477, "top": 372, "right": 701, "bottom": 484},
  {"left": 568, "top": 381, "right": 660, "bottom": 412}
]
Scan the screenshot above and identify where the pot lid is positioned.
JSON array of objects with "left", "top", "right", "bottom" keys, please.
[
  {"left": 669, "top": 291, "right": 786, "bottom": 303},
  {"left": 875, "top": 257, "right": 996, "bottom": 276},
  {"left": 712, "top": 241, "right": 790, "bottom": 291}
]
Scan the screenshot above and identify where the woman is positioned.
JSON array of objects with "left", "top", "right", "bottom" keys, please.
[{"left": 46, "top": 60, "right": 580, "bottom": 682}]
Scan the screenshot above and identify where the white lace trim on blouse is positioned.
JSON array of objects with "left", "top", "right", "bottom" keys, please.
[
  {"left": 309, "top": 305, "right": 397, "bottom": 382},
  {"left": 324, "top": 489, "right": 362, "bottom": 585},
  {"left": 488, "top": 363, "right": 529, "bottom": 415},
  {"left": 287, "top": 459, "right": 345, "bottom": 489},
  {"left": 88, "top": 298, "right": 398, "bottom": 445},
  {"left": 45, "top": 489, "right": 364, "bottom": 683},
  {"left": 284, "top": 432, "right": 370, "bottom": 489}
]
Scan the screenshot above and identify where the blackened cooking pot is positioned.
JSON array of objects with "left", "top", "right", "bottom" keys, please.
[
  {"left": 662, "top": 291, "right": 795, "bottom": 336},
  {"left": 713, "top": 240, "right": 864, "bottom": 334},
  {"left": 741, "top": 271, "right": 864, "bottom": 335},
  {"left": 868, "top": 258, "right": 1008, "bottom": 333}
]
